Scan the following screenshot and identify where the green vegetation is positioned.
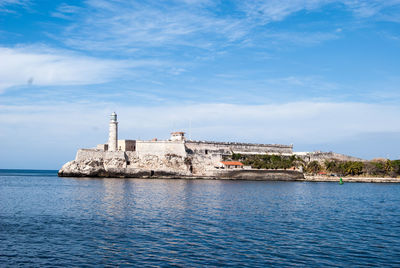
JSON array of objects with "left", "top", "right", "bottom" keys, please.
[
  {"left": 322, "top": 160, "right": 363, "bottom": 176},
  {"left": 227, "top": 154, "right": 303, "bottom": 170},
  {"left": 322, "top": 159, "right": 400, "bottom": 177},
  {"left": 305, "top": 161, "right": 321, "bottom": 174},
  {"left": 227, "top": 153, "right": 400, "bottom": 177}
]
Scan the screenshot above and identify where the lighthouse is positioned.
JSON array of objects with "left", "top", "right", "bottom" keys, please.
[{"left": 108, "top": 112, "right": 118, "bottom": 151}]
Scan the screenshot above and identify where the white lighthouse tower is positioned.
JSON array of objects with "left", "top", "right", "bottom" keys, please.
[{"left": 108, "top": 112, "right": 118, "bottom": 151}]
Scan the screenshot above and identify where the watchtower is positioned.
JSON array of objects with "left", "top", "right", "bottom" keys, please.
[
  {"left": 108, "top": 112, "right": 118, "bottom": 151},
  {"left": 170, "top": 132, "right": 186, "bottom": 141}
]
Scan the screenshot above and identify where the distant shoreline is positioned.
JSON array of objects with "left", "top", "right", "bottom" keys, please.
[
  {"left": 2, "top": 169, "right": 398, "bottom": 183},
  {"left": 304, "top": 175, "right": 400, "bottom": 183}
]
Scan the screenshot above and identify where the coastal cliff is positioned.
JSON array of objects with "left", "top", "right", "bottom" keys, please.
[
  {"left": 59, "top": 149, "right": 191, "bottom": 178},
  {"left": 58, "top": 149, "right": 304, "bottom": 180}
]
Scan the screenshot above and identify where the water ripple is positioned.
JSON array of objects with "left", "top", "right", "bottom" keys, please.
[{"left": 1, "top": 172, "right": 400, "bottom": 266}]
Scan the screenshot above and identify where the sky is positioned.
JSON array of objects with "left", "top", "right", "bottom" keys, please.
[{"left": 1, "top": 0, "right": 400, "bottom": 169}]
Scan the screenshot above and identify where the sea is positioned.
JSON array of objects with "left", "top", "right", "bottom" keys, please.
[{"left": 1, "top": 169, "right": 400, "bottom": 267}]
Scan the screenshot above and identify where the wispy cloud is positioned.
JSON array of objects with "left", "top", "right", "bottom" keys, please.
[
  {"left": 265, "top": 76, "right": 339, "bottom": 92},
  {"left": 343, "top": 0, "right": 400, "bottom": 21},
  {"left": 262, "top": 31, "right": 340, "bottom": 46},
  {"left": 0, "top": 0, "right": 30, "bottom": 12},
  {"left": 56, "top": 0, "right": 247, "bottom": 53},
  {"left": 240, "top": 0, "right": 400, "bottom": 23},
  {"left": 2, "top": 0, "right": 400, "bottom": 169},
  {"left": 50, "top": 3, "right": 82, "bottom": 20},
  {"left": 239, "top": 0, "right": 331, "bottom": 23},
  {"left": 0, "top": 45, "right": 164, "bottom": 92},
  {"left": 48, "top": 0, "right": 400, "bottom": 57},
  {"left": 0, "top": 0, "right": 28, "bottom": 7}
]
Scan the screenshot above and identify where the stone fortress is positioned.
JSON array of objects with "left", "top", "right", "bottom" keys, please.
[{"left": 58, "top": 113, "right": 359, "bottom": 179}]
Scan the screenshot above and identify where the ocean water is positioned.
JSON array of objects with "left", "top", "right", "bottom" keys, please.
[{"left": 1, "top": 170, "right": 400, "bottom": 267}]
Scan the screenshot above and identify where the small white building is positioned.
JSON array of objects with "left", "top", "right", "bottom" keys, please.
[{"left": 170, "top": 131, "right": 186, "bottom": 141}]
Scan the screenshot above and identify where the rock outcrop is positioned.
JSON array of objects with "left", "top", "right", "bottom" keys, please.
[
  {"left": 58, "top": 149, "right": 305, "bottom": 180},
  {"left": 58, "top": 149, "right": 193, "bottom": 178}
]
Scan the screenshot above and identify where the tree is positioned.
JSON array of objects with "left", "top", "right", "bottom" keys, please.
[
  {"left": 325, "top": 160, "right": 340, "bottom": 174},
  {"left": 306, "top": 161, "right": 322, "bottom": 174},
  {"left": 387, "top": 160, "right": 400, "bottom": 177},
  {"left": 345, "top": 161, "right": 363, "bottom": 176},
  {"left": 231, "top": 153, "right": 242, "bottom": 160}
]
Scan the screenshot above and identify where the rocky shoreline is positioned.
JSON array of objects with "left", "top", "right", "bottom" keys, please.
[
  {"left": 58, "top": 150, "right": 399, "bottom": 183},
  {"left": 58, "top": 167, "right": 305, "bottom": 181},
  {"left": 59, "top": 167, "right": 400, "bottom": 183}
]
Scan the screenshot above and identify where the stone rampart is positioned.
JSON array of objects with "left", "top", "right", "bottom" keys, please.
[
  {"left": 136, "top": 140, "right": 187, "bottom": 157},
  {"left": 295, "top": 151, "right": 364, "bottom": 163},
  {"left": 185, "top": 141, "right": 292, "bottom": 155},
  {"left": 76, "top": 149, "right": 105, "bottom": 161},
  {"left": 118, "top": 140, "right": 136, "bottom": 151}
]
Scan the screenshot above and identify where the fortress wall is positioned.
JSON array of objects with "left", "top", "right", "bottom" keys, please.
[
  {"left": 96, "top": 144, "right": 108, "bottom": 150},
  {"left": 104, "top": 151, "right": 127, "bottom": 160},
  {"left": 185, "top": 142, "right": 230, "bottom": 154},
  {"left": 75, "top": 149, "right": 129, "bottom": 162},
  {"left": 230, "top": 144, "right": 292, "bottom": 154},
  {"left": 118, "top": 140, "right": 136, "bottom": 151},
  {"left": 185, "top": 141, "right": 293, "bottom": 155},
  {"left": 75, "top": 149, "right": 105, "bottom": 161},
  {"left": 296, "top": 152, "right": 364, "bottom": 163},
  {"left": 136, "top": 141, "right": 187, "bottom": 157}
]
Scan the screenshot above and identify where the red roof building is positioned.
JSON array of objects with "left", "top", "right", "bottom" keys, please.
[{"left": 220, "top": 161, "right": 244, "bottom": 169}]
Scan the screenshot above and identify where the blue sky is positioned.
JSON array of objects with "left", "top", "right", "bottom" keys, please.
[{"left": 1, "top": 0, "right": 400, "bottom": 169}]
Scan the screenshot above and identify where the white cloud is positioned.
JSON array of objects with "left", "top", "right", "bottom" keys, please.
[
  {"left": 343, "top": 0, "right": 400, "bottom": 19},
  {"left": 1, "top": 101, "right": 400, "bottom": 167},
  {"left": 0, "top": 0, "right": 27, "bottom": 7},
  {"left": 50, "top": 0, "right": 400, "bottom": 56},
  {"left": 0, "top": 0, "right": 29, "bottom": 12},
  {"left": 240, "top": 0, "right": 331, "bottom": 23},
  {"left": 0, "top": 46, "right": 153, "bottom": 92},
  {"left": 55, "top": 1, "right": 248, "bottom": 52},
  {"left": 240, "top": 0, "right": 400, "bottom": 23},
  {"left": 51, "top": 3, "right": 82, "bottom": 19},
  {"left": 1, "top": 101, "right": 399, "bottom": 145}
]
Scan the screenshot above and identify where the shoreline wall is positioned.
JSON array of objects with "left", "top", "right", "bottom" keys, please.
[{"left": 211, "top": 169, "right": 304, "bottom": 181}]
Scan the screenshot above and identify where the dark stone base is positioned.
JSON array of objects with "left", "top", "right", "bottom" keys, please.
[{"left": 58, "top": 169, "right": 304, "bottom": 181}]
